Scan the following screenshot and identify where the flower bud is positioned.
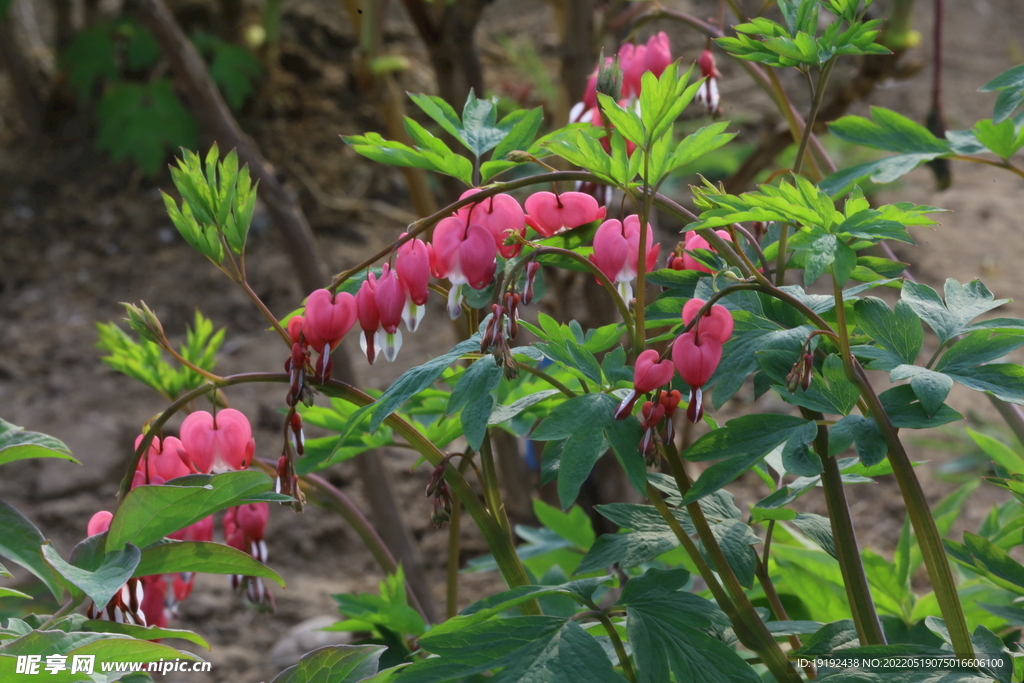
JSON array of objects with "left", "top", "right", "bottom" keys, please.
[{"left": 596, "top": 52, "right": 623, "bottom": 101}]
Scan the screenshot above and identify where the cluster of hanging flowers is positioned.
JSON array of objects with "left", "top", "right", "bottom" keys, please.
[
  {"left": 615, "top": 298, "right": 734, "bottom": 455},
  {"left": 85, "top": 409, "right": 271, "bottom": 629}
]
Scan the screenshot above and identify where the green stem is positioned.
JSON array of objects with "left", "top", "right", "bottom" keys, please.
[
  {"left": 657, "top": 453, "right": 802, "bottom": 683},
  {"left": 753, "top": 557, "right": 816, "bottom": 679},
  {"left": 802, "top": 408, "right": 886, "bottom": 645},
  {"left": 829, "top": 280, "right": 972, "bottom": 654},
  {"left": 513, "top": 362, "right": 578, "bottom": 398},
  {"left": 479, "top": 432, "right": 511, "bottom": 536},
  {"left": 447, "top": 474, "right": 463, "bottom": 619},
  {"left": 595, "top": 610, "right": 637, "bottom": 683},
  {"left": 38, "top": 596, "right": 86, "bottom": 630}
]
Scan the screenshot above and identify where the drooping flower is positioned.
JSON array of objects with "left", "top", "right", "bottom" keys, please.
[
  {"left": 131, "top": 435, "right": 190, "bottom": 488},
  {"left": 302, "top": 289, "right": 357, "bottom": 354},
  {"left": 590, "top": 215, "right": 660, "bottom": 301},
  {"left": 457, "top": 190, "right": 527, "bottom": 259},
  {"left": 672, "top": 330, "right": 724, "bottom": 423},
  {"left": 645, "top": 32, "right": 673, "bottom": 78},
  {"left": 524, "top": 191, "right": 606, "bottom": 237},
  {"left": 286, "top": 316, "right": 305, "bottom": 345},
  {"left": 682, "top": 230, "right": 733, "bottom": 273},
  {"left": 614, "top": 349, "right": 676, "bottom": 419},
  {"left": 695, "top": 49, "right": 721, "bottom": 116},
  {"left": 87, "top": 510, "right": 113, "bottom": 537},
  {"left": 224, "top": 503, "right": 272, "bottom": 607},
  {"left": 356, "top": 273, "right": 380, "bottom": 364},
  {"left": 619, "top": 42, "right": 647, "bottom": 99},
  {"left": 682, "top": 298, "right": 734, "bottom": 344},
  {"left": 395, "top": 234, "right": 430, "bottom": 332},
  {"left": 178, "top": 408, "right": 255, "bottom": 474},
  {"left": 430, "top": 216, "right": 498, "bottom": 319},
  {"left": 374, "top": 263, "right": 406, "bottom": 362}
]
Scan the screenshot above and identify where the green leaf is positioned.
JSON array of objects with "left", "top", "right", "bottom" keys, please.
[
  {"left": 972, "top": 118, "right": 1024, "bottom": 160},
  {"left": 820, "top": 153, "right": 938, "bottom": 197},
  {"left": 604, "top": 416, "right": 649, "bottom": 497},
  {"left": 0, "top": 419, "right": 78, "bottom": 466},
  {"left": 878, "top": 384, "right": 963, "bottom": 428},
  {"left": 680, "top": 414, "right": 818, "bottom": 504},
  {"left": 134, "top": 540, "right": 285, "bottom": 586},
  {"left": 855, "top": 298, "right": 924, "bottom": 365},
  {"left": 935, "top": 331, "right": 1024, "bottom": 371},
  {"left": 669, "top": 122, "right": 737, "bottom": 172},
  {"left": 574, "top": 505, "right": 694, "bottom": 574},
  {"left": 452, "top": 577, "right": 609, "bottom": 628},
  {"left": 966, "top": 428, "right": 1024, "bottom": 474},
  {"left": 106, "top": 470, "right": 274, "bottom": 552},
  {"left": 620, "top": 569, "right": 757, "bottom": 683},
  {"left": 81, "top": 620, "right": 210, "bottom": 650},
  {"left": 488, "top": 390, "right": 562, "bottom": 425},
  {"left": 531, "top": 393, "right": 613, "bottom": 441},
  {"left": 491, "top": 108, "right": 544, "bottom": 161},
  {"left": 828, "top": 107, "right": 951, "bottom": 155},
  {"left": 596, "top": 94, "right": 645, "bottom": 146},
  {"left": 398, "top": 616, "right": 628, "bottom": 683},
  {"left": 459, "top": 91, "right": 507, "bottom": 157},
  {"left": 790, "top": 513, "right": 837, "bottom": 559},
  {"left": 447, "top": 356, "right": 502, "bottom": 450},
  {"left": 0, "top": 500, "right": 63, "bottom": 600},
  {"left": 704, "top": 519, "right": 759, "bottom": 588},
  {"left": 41, "top": 543, "right": 139, "bottom": 608},
  {"left": 889, "top": 366, "right": 954, "bottom": 418},
  {"left": 557, "top": 430, "right": 608, "bottom": 509},
  {"left": 339, "top": 337, "right": 480, "bottom": 442},
  {"left": 901, "top": 279, "right": 1008, "bottom": 344},
  {"left": 533, "top": 500, "right": 595, "bottom": 551},
  {"left": 962, "top": 532, "right": 1024, "bottom": 594},
  {"left": 407, "top": 93, "right": 467, "bottom": 145},
  {"left": 192, "top": 31, "right": 262, "bottom": 111},
  {"left": 829, "top": 415, "right": 888, "bottom": 466}
]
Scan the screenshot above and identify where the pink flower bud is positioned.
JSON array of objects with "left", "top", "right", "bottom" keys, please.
[
  {"left": 525, "top": 191, "right": 607, "bottom": 237},
  {"left": 682, "top": 298, "right": 734, "bottom": 344},
  {"left": 87, "top": 510, "right": 113, "bottom": 537},
  {"left": 645, "top": 32, "right": 672, "bottom": 78},
  {"left": 695, "top": 49, "right": 721, "bottom": 116},
  {"left": 179, "top": 408, "right": 255, "bottom": 473},
  {"left": 303, "top": 289, "right": 357, "bottom": 352},
  {"left": 633, "top": 349, "right": 675, "bottom": 394},
  {"left": 591, "top": 215, "right": 659, "bottom": 301},
  {"left": 431, "top": 216, "right": 499, "bottom": 289},
  {"left": 287, "top": 316, "right": 304, "bottom": 345},
  {"left": 374, "top": 263, "right": 405, "bottom": 362}
]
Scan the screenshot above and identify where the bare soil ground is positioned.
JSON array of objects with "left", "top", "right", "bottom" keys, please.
[{"left": 2, "top": 0, "right": 1024, "bottom": 680}]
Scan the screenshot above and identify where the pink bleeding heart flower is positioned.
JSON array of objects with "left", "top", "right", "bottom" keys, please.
[
  {"left": 590, "top": 215, "right": 660, "bottom": 302},
  {"left": 682, "top": 298, "right": 734, "bottom": 345},
  {"left": 303, "top": 288, "right": 357, "bottom": 358},
  {"left": 395, "top": 234, "right": 430, "bottom": 333},
  {"left": 672, "top": 330, "right": 723, "bottom": 423},
  {"left": 457, "top": 189, "right": 527, "bottom": 259},
  {"left": 132, "top": 435, "right": 190, "bottom": 488},
  {"left": 525, "top": 191, "right": 606, "bottom": 237},
  {"left": 622, "top": 42, "right": 648, "bottom": 99},
  {"left": 615, "top": 348, "right": 676, "bottom": 419},
  {"left": 431, "top": 216, "right": 498, "bottom": 319},
  {"left": 374, "top": 263, "right": 406, "bottom": 362},
  {"left": 645, "top": 32, "right": 672, "bottom": 78},
  {"left": 695, "top": 49, "right": 721, "bottom": 116},
  {"left": 179, "top": 408, "right": 255, "bottom": 474},
  {"left": 634, "top": 349, "right": 676, "bottom": 393},
  {"left": 224, "top": 503, "right": 272, "bottom": 607},
  {"left": 87, "top": 510, "right": 113, "bottom": 537},
  {"left": 356, "top": 273, "right": 380, "bottom": 365},
  {"left": 683, "top": 230, "right": 732, "bottom": 273}
]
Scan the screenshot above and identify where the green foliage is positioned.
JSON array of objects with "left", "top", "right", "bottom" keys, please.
[
  {"left": 96, "top": 309, "right": 224, "bottom": 400},
  {"left": 164, "top": 144, "right": 259, "bottom": 264},
  {"left": 0, "top": 418, "right": 77, "bottom": 467},
  {"left": 271, "top": 645, "right": 387, "bottom": 683},
  {"left": 328, "top": 567, "right": 426, "bottom": 640},
  {"left": 716, "top": 0, "right": 888, "bottom": 68},
  {"left": 191, "top": 31, "right": 262, "bottom": 111},
  {"left": 980, "top": 63, "right": 1024, "bottom": 124}
]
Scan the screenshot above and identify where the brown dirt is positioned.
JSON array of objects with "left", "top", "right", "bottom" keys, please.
[{"left": 2, "top": 0, "right": 1024, "bottom": 680}]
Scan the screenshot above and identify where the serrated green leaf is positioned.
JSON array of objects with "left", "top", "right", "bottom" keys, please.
[
  {"left": 856, "top": 298, "right": 924, "bottom": 365},
  {"left": 533, "top": 500, "right": 595, "bottom": 550}
]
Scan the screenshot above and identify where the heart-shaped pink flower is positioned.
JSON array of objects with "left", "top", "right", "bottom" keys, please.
[
  {"left": 682, "top": 298, "right": 734, "bottom": 344},
  {"left": 672, "top": 330, "right": 723, "bottom": 389},
  {"left": 633, "top": 349, "right": 676, "bottom": 393},
  {"left": 645, "top": 32, "right": 672, "bottom": 78},
  {"left": 179, "top": 408, "right": 255, "bottom": 473},
  {"left": 356, "top": 273, "right": 380, "bottom": 364},
  {"left": 525, "top": 191, "right": 606, "bottom": 237},
  {"left": 458, "top": 190, "right": 527, "bottom": 258},
  {"left": 303, "top": 288, "right": 357, "bottom": 354},
  {"left": 132, "top": 434, "right": 190, "bottom": 487},
  {"left": 395, "top": 233, "right": 430, "bottom": 306},
  {"left": 683, "top": 230, "right": 732, "bottom": 273}
]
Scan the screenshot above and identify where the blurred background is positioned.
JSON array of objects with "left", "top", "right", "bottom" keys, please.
[{"left": 1, "top": 0, "right": 1024, "bottom": 680}]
